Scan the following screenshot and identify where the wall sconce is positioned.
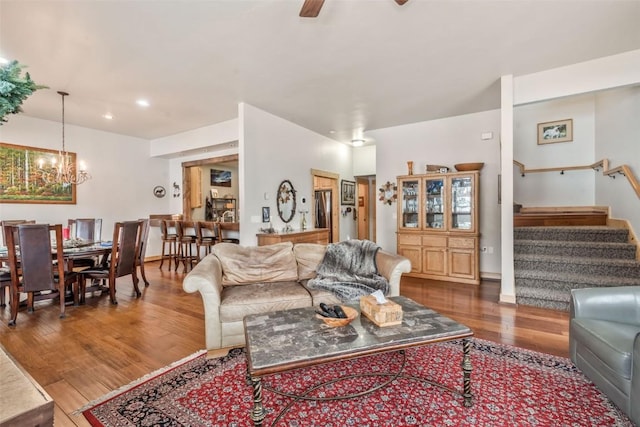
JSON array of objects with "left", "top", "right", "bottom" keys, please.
[{"left": 173, "top": 182, "right": 181, "bottom": 198}]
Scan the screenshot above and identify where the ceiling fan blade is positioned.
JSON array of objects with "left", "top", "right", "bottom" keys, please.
[
  {"left": 395, "top": 0, "right": 409, "bottom": 5},
  {"left": 300, "top": 0, "right": 325, "bottom": 17}
]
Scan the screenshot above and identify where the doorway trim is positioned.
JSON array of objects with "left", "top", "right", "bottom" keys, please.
[
  {"left": 182, "top": 154, "right": 239, "bottom": 220},
  {"left": 311, "top": 168, "right": 339, "bottom": 243}
]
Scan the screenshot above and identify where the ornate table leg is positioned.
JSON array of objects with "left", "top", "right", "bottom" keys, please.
[
  {"left": 461, "top": 338, "right": 473, "bottom": 407},
  {"left": 249, "top": 376, "right": 267, "bottom": 426}
]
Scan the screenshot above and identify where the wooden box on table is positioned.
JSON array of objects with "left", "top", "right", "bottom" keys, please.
[{"left": 359, "top": 295, "right": 403, "bottom": 327}]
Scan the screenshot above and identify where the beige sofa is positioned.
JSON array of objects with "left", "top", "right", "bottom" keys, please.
[{"left": 183, "top": 241, "right": 411, "bottom": 350}]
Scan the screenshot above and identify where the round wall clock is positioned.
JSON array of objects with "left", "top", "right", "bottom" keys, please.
[
  {"left": 153, "top": 185, "right": 166, "bottom": 198},
  {"left": 378, "top": 181, "right": 397, "bottom": 205}
]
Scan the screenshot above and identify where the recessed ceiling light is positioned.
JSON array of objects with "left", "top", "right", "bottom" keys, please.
[
  {"left": 136, "top": 99, "right": 150, "bottom": 107},
  {"left": 351, "top": 139, "right": 365, "bottom": 147},
  {"left": 103, "top": 113, "right": 113, "bottom": 120}
]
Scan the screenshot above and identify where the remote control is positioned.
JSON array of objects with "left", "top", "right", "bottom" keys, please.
[
  {"left": 333, "top": 305, "right": 347, "bottom": 319},
  {"left": 319, "top": 303, "right": 338, "bottom": 318}
]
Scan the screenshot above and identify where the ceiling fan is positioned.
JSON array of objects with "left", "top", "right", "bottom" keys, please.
[{"left": 300, "top": 0, "right": 409, "bottom": 18}]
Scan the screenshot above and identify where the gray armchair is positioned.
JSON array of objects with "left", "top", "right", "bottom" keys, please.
[{"left": 569, "top": 286, "right": 640, "bottom": 425}]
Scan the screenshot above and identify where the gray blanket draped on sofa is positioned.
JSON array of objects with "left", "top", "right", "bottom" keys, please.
[{"left": 306, "top": 239, "right": 389, "bottom": 302}]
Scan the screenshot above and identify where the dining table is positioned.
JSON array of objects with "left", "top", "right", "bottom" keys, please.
[{"left": 0, "top": 239, "right": 113, "bottom": 269}]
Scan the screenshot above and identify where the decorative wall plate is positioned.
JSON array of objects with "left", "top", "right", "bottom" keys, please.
[{"left": 153, "top": 185, "right": 166, "bottom": 198}]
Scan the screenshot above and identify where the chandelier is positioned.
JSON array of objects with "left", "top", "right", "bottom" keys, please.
[{"left": 37, "top": 91, "right": 91, "bottom": 185}]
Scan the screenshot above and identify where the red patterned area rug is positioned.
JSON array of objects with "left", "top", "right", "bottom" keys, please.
[{"left": 80, "top": 339, "right": 632, "bottom": 426}]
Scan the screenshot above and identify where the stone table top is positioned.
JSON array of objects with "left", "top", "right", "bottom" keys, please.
[{"left": 244, "top": 296, "right": 472, "bottom": 376}]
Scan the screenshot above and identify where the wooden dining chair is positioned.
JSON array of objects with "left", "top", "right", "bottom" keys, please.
[
  {"left": 78, "top": 220, "right": 143, "bottom": 305},
  {"left": 1, "top": 220, "right": 35, "bottom": 247},
  {"left": 176, "top": 220, "right": 198, "bottom": 271},
  {"left": 68, "top": 218, "right": 103, "bottom": 268},
  {"left": 68, "top": 218, "right": 102, "bottom": 241},
  {"left": 159, "top": 220, "right": 178, "bottom": 271},
  {"left": 196, "top": 221, "right": 217, "bottom": 259},
  {"left": 0, "top": 268, "right": 10, "bottom": 307},
  {"left": 5, "top": 224, "right": 78, "bottom": 326},
  {"left": 136, "top": 218, "right": 150, "bottom": 286}
]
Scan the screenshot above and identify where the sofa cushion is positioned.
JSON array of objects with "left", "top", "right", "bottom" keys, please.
[
  {"left": 212, "top": 242, "right": 298, "bottom": 286},
  {"left": 219, "top": 281, "right": 312, "bottom": 322},
  {"left": 299, "top": 279, "right": 342, "bottom": 306},
  {"left": 294, "top": 243, "right": 326, "bottom": 280}
]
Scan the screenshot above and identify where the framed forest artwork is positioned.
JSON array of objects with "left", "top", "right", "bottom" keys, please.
[{"left": 0, "top": 142, "right": 77, "bottom": 204}]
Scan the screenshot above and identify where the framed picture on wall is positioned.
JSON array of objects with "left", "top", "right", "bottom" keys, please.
[
  {"left": 341, "top": 180, "right": 355, "bottom": 205},
  {"left": 537, "top": 119, "right": 573, "bottom": 145},
  {"left": 262, "top": 207, "right": 270, "bottom": 223},
  {"left": 210, "top": 169, "right": 232, "bottom": 187},
  {"left": 0, "top": 142, "right": 77, "bottom": 204}
]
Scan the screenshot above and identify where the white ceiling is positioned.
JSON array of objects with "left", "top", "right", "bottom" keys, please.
[{"left": 1, "top": 0, "right": 639, "bottom": 144}]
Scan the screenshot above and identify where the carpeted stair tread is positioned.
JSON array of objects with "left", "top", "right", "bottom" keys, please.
[
  {"left": 516, "top": 286, "right": 572, "bottom": 303},
  {"left": 514, "top": 253, "right": 640, "bottom": 278},
  {"left": 515, "top": 269, "right": 640, "bottom": 287},
  {"left": 514, "top": 226, "right": 629, "bottom": 243},
  {"left": 514, "top": 224, "right": 638, "bottom": 311},
  {"left": 514, "top": 239, "right": 637, "bottom": 259},
  {"left": 515, "top": 297, "right": 570, "bottom": 311}
]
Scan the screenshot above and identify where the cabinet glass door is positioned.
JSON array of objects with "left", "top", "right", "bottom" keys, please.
[
  {"left": 450, "top": 176, "right": 473, "bottom": 230},
  {"left": 424, "top": 177, "right": 445, "bottom": 230},
  {"left": 400, "top": 179, "right": 420, "bottom": 229}
]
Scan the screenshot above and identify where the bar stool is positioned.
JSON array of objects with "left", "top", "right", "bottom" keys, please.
[
  {"left": 176, "top": 220, "right": 198, "bottom": 272},
  {"left": 159, "top": 220, "right": 178, "bottom": 271},
  {"left": 196, "top": 221, "right": 217, "bottom": 260}
]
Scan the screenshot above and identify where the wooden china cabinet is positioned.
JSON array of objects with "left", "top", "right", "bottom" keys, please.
[{"left": 396, "top": 171, "right": 480, "bottom": 285}]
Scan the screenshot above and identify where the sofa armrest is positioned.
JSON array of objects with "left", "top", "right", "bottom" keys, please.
[
  {"left": 570, "top": 286, "right": 640, "bottom": 325},
  {"left": 632, "top": 334, "right": 640, "bottom": 425},
  {"left": 376, "top": 250, "right": 412, "bottom": 296},
  {"left": 183, "top": 254, "right": 224, "bottom": 349}
]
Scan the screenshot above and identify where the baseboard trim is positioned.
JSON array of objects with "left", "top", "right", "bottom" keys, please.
[
  {"left": 500, "top": 293, "right": 517, "bottom": 304},
  {"left": 481, "top": 272, "right": 501, "bottom": 281}
]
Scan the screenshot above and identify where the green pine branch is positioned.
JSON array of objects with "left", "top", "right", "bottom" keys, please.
[{"left": 0, "top": 60, "right": 48, "bottom": 124}]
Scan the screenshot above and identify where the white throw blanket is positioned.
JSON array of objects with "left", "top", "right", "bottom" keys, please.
[{"left": 307, "top": 239, "right": 389, "bottom": 302}]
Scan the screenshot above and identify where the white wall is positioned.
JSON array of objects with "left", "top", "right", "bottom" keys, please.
[
  {"left": 514, "top": 94, "right": 596, "bottom": 207},
  {"left": 594, "top": 86, "right": 640, "bottom": 235},
  {"left": 368, "top": 109, "right": 502, "bottom": 276},
  {"left": 240, "top": 103, "right": 355, "bottom": 245},
  {"left": 0, "top": 115, "right": 169, "bottom": 255},
  {"left": 353, "top": 145, "right": 375, "bottom": 176},
  {"left": 150, "top": 119, "right": 238, "bottom": 158}
]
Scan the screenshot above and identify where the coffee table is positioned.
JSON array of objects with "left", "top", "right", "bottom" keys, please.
[{"left": 243, "top": 296, "right": 473, "bottom": 426}]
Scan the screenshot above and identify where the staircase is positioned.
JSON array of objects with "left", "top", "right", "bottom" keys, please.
[{"left": 514, "top": 225, "right": 640, "bottom": 311}]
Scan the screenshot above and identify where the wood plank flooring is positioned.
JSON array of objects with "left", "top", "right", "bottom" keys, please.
[{"left": 0, "top": 261, "right": 569, "bottom": 426}]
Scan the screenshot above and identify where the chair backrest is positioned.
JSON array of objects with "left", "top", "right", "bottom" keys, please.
[
  {"left": 69, "top": 218, "right": 102, "bottom": 241},
  {"left": 196, "top": 221, "right": 217, "bottom": 243},
  {"left": 1, "top": 220, "right": 35, "bottom": 247},
  {"left": 160, "top": 220, "right": 177, "bottom": 239},
  {"left": 177, "top": 220, "right": 197, "bottom": 239},
  {"left": 217, "top": 222, "right": 239, "bottom": 244},
  {"left": 6, "top": 224, "right": 64, "bottom": 293},
  {"left": 137, "top": 218, "right": 150, "bottom": 263},
  {"left": 109, "top": 220, "right": 143, "bottom": 279}
]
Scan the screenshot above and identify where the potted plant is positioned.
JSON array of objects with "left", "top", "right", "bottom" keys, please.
[{"left": 0, "top": 60, "right": 47, "bottom": 124}]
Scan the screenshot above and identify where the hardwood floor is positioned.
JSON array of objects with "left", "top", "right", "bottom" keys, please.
[{"left": 0, "top": 262, "right": 569, "bottom": 426}]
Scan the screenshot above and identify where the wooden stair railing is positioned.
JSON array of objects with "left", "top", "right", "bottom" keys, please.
[{"left": 514, "top": 159, "right": 640, "bottom": 199}]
